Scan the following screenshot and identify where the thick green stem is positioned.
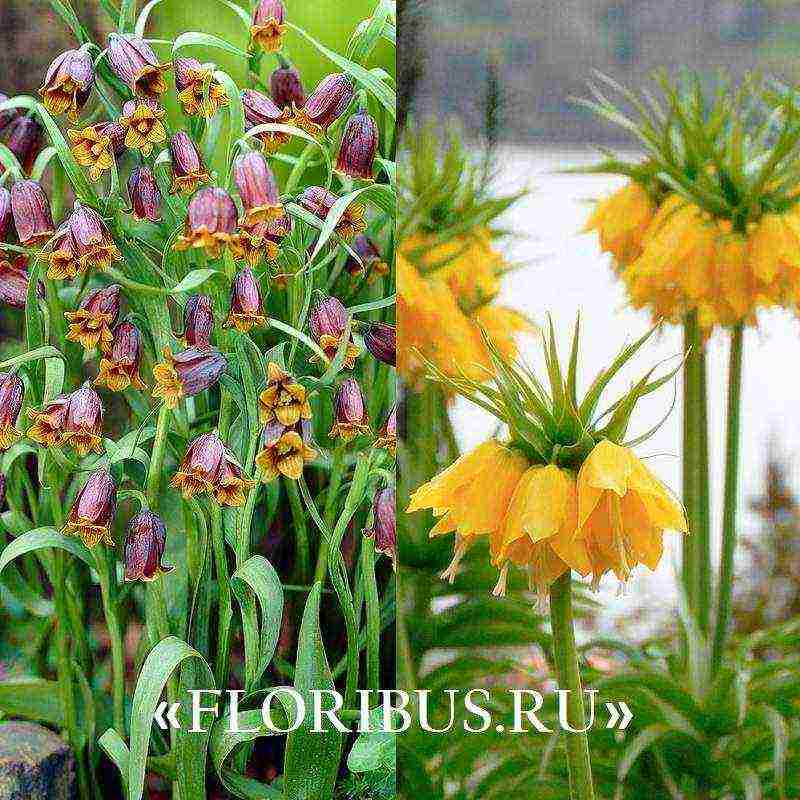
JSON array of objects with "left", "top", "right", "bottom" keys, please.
[
  {"left": 235, "top": 467, "right": 262, "bottom": 568},
  {"left": 681, "top": 315, "right": 701, "bottom": 617},
  {"left": 696, "top": 346, "right": 712, "bottom": 633},
  {"left": 96, "top": 549, "right": 126, "bottom": 737},
  {"left": 549, "top": 573, "right": 595, "bottom": 800},
  {"left": 361, "top": 537, "right": 381, "bottom": 697},
  {"left": 712, "top": 323, "right": 744, "bottom": 672}
]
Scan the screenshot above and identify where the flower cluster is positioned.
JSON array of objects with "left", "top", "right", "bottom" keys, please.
[
  {"left": 398, "top": 125, "right": 533, "bottom": 383},
  {"left": 583, "top": 74, "right": 800, "bottom": 331},
  {"left": 408, "top": 321, "right": 687, "bottom": 596}
]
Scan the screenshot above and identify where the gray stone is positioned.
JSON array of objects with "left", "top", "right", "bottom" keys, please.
[{"left": 0, "top": 722, "right": 75, "bottom": 800}]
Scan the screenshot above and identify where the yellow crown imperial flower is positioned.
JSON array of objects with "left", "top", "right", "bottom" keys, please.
[
  {"left": 490, "top": 465, "right": 592, "bottom": 599},
  {"left": 576, "top": 440, "right": 688, "bottom": 585},
  {"left": 582, "top": 72, "right": 800, "bottom": 331},
  {"left": 408, "top": 317, "right": 688, "bottom": 594},
  {"left": 407, "top": 440, "right": 529, "bottom": 582}
]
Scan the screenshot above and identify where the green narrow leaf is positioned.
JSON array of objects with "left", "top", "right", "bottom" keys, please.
[
  {"left": 0, "top": 527, "right": 96, "bottom": 574},
  {"left": 231, "top": 556, "right": 284, "bottom": 689},
  {"left": 309, "top": 184, "right": 396, "bottom": 262},
  {"left": 214, "top": 69, "right": 246, "bottom": 181},
  {"left": 134, "top": 0, "right": 163, "bottom": 36},
  {"left": 0, "top": 345, "right": 64, "bottom": 371},
  {"left": 286, "top": 22, "right": 395, "bottom": 118},
  {"left": 124, "top": 636, "right": 216, "bottom": 800},
  {"left": 172, "top": 31, "right": 249, "bottom": 59},
  {"left": 282, "top": 582, "right": 344, "bottom": 800},
  {"left": 171, "top": 268, "right": 222, "bottom": 294},
  {"left": 0, "top": 679, "right": 64, "bottom": 727}
]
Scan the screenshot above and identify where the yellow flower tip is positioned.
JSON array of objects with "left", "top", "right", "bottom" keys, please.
[
  {"left": 63, "top": 519, "right": 114, "bottom": 549},
  {"left": 152, "top": 360, "right": 184, "bottom": 409},
  {"left": 576, "top": 439, "right": 687, "bottom": 581},
  {"left": 0, "top": 424, "right": 21, "bottom": 452},
  {"left": 492, "top": 563, "right": 510, "bottom": 597},
  {"left": 440, "top": 536, "right": 469, "bottom": 584}
]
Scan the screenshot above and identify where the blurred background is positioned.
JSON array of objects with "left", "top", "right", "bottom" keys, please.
[{"left": 400, "top": 0, "right": 800, "bottom": 635}]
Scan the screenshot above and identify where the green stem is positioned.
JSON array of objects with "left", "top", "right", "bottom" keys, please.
[
  {"left": 549, "top": 573, "right": 595, "bottom": 800},
  {"left": 146, "top": 404, "right": 171, "bottom": 506},
  {"left": 681, "top": 315, "right": 700, "bottom": 617},
  {"left": 210, "top": 501, "right": 233, "bottom": 689},
  {"left": 712, "top": 323, "right": 745, "bottom": 672},
  {"left": 696, "top": 346, "right": 712, "bottom": 633},
  {"left": 48, "top": 480, "right": 90, "bottom": 800},
  {"left": 95, "top": 549, "right": 126, "bottom": 737},
  {"left": 361, "top": 536, "right": 380, "bottom": 697},
  {"left": 286, "top": 478, "right": 310, "bottom": 581},
  {"left": 235, "top": 466, "right": 262, "bottom": 567},
  {"left": 52, "top": 551, "right": 91, "bottom": 800},
  {"left": 313, "top": 447, "right": 346, "bottom": 583}
]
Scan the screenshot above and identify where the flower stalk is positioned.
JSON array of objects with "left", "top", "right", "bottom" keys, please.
[
  {"left": 549, "top": 573, "right": 595, "bottom": 800},
  {"left": 712, "top": 323, "right": 745, "bottom": 671}
]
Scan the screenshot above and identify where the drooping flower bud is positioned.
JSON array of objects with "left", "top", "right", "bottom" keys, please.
[
  {"left": 38, "top": 48, "right": 95, "bottom": 121},
  {"left": 128, "top": 166, "right": 162, "bottom": 222},
  {"left": 223, "top": 267, "right": 267, "bottom": 332},
  {"left": 364, "top": 322, "right": 396, "bottom": 366},
  {"left": 124, "top": 510, "right": 175, "bottom": 581},
  {"left": 251, "top": 0, "right": 286, "bottom": 52},
  {"left": 293, "top": 73, "right": 354, "bottom": 137},
  {"left": 233, "top": 214, "right": 289, "bottom": 268},
  {"left": 365, "top": 486, "right": 396, "bottom": 566},
  {"left": 258, "top": 362, "right": 311, "bottom": 426},
  {"left": 62, "top": 382, "right": 105, "bottom": 456},
  {"left": 152, "top": 346, "right": 227, "bottom": 409},
  {"left": 11, "top": 180, "right": 54, "bottom": 246},
  {"left": 27, "top": 395, "right": 70, "bottom": 448},
  {"left": 255, "top": 420, "right": 317, "bottom": 481},
  {"left": 374, "top": 403, "right": 397, "bottom": 455},
  {"left": 308, "top": 294, "right": 360, "bottom": 368},
  {"left": 95, "top": 321, "right": 147, "bottom": 392},
  {"left": 4, "top": 117, "right": 44, "bottom": 175},
  {"left": 0, "top": 372, "right": 24, "bottom": 451},
  {"left": 330, "top": 378, "right": 370, "bottom": 441},
  {"left": 68, "top": 203, "right": 122, "bottom": 273},
  {"left": 174, "top": 57, "right": 229, "bottom": 118},
  {"left": 215, "top": 451, "right": 256, "bottom": 507},
  {"left": 345, "top": 235, "right": 389, "bottom": 281},
  {"left": 47, "top": 230, "right": 81, "bottom": 281},
  {"left": 65, "top": 283, "right": 122, "bottom": 353},
  {"left": 181, "top": 294, "right": 215, "bottom": 347},
  {"left": 106, "top": 33, "right": 171, "bottom": 98},
  {"left": 0, "top": 255, "right": 43, "bottom": 308},
  {"left": 234, "top": 151, "right": 282, "bottom": 225},
  {"left": 270, "top": 65, "right": 305, "bottom": 109},
  {"left": 169, "top": 131, "right": 210, "bottom": 195},
  {"left": 242, "top": 89, "right": 293, "bottom": 153},
  {"left": 68, "top": 121, "right": 125, "bottom": 181},
  {"left": 174, "top": 187, "right": 239, "bottom": 258},
  {"left": 63, "top": 469, "right": 117, "bottom": 548},
  {"left": 170, "top": 430, "right": 226, "bottom": 499},
  {"left": 119, "top": 97, "right": 168, "bottom": 157},
  {"left": 336, "top": 110, "right": 379, "bottom": 181},
  {"left": 298, "top": 185, "right": 365, "bottom": 240}
]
